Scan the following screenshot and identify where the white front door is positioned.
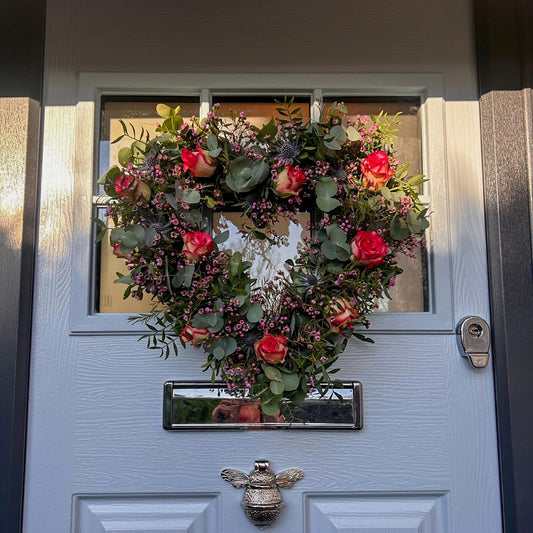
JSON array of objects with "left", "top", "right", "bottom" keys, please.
[{"left": 24, "top": 3, "right": 502, "bottom": 532}]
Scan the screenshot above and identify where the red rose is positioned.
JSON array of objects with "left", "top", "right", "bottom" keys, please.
[
  {"left": 254, "top": 334, "right": 288, "bottom": 364},
  {"left": 180, "top": 325, "right": 210, "bottom": 346},
  {"left": 182, "top": 146, "right": 216, "bottom": 178},
  {"left": 351, "top": 230, "right": 388, "bottom": 268},
  {"left": 360, "top": 151, "right": 394, "bottom": 191},
  {"left": 327, "top": 297, "right": 359, "bottom": 332},
  {"left": 274, "top": 164, "right": 306, "bottom": 197},
  {"left": 114, "top": 174, "right": 151, "bottom": 200},
  {"left": 182, "top": 231, "right": 214, "bottom": 261}
]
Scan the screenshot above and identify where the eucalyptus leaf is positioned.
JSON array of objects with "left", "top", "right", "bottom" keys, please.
[
  {"left": 281, "top": 373, "right": 300, "bottom": 392},
  {"left": 327, "top": 226, "right": 347, "bottom": 244},
  {"left": 315, "top": 176, "right": 337, "bottom": 197},
  {"left": 246, "top": 303, "right": 264, "bottom": 323},
  {"left": 213, "top": 348, "right": 226, "bottom": 360},
  {"left": 176, "top": 188, "right": 201, "bottom": 205},
  {"left": 192, "top": 312, "right": 218, "bottom": 328},
  {"left": 261, "top": 397, "right": 281, "bottom": 416},
  {"left": 263, "top": 365, "right": 282, "bottom": 381},
  {"left": 316, "top": 196, "right": 341, "bottom": 212},
  {"left": 213, "top": 230, "right": 230, "bottom": 245},
  {"left": 321, "top": 241, "right": 338, "bottom": 260},
  {"left": 209, "top": 316, "right": 225, "bottom": 333},
  {"left": 381, "top": 186, "right": 392, "bottom": 201},
  {"left": 270, "top": 380, "right": 285, "bottom": 395},
  {"left": 390, "top": 215, "right": 411, "bottom": 240}
]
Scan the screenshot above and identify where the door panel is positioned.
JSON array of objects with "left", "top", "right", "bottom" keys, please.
[{"left": 24, "top": 1, "right": 501, "bottom": 532}]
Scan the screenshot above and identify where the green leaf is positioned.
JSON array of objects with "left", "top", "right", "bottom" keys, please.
[
  {"left": 226, "top": 157, "right": 269, "bottom": 193},
  {"left": 321, "top": 240, "right": 338, "bottom": 260},
  {"left": 156, "top": 104, "right": 174, "bottom": 118},
  {"left": 187, "top": 209, "right": 204, "bottom": 224},
  {"left": 336, "top": 244, "right": 351, "bottom": 261},
  {"left": 315, "top": 176, "right": 337, "bottom": 197},
  {"left": 210, "top": 336, "right": 237, "bottom": 356},
  {"left": 176, "top": 188, "right": 201, "bottom": 205},
  {"left": 113, "top": 275, "right": 133, "bottom": 285},
  {"left": 381, "top": 186, "right": 392, "bottom": 201},
  {"left": 390, "top": 215, "right": 410, "bottom": 240},
  {"left": 98, "top": 165, "right": 121, "bottom": 185},
  {"left": 209, "top": 316, "right": 225, "bottom": 333},
  {"left": 345, "top": 125, "right": 359, "bottom": 141},
  {"left": 316, "top": 196, "right": 341, "bottom": 212},
  {"left": 263, "top": 365, "right": 282, "bottom": 381},
  {"left": 261, "top": 397, "right": 281, "bottom": 416},
  {"left": 270, "top": 380, "right": 285, "bottom": 395},
  {"left": 327, "top": 226, "right": 347, "bottom": 244},
  {"left": 213, "top": 347, "right": 225, "bottom": 360},
  {"left": 118, "top": 147, "right": 132, "bottom": 166},
  {"left": 192, "top": 312, "right": 218, "bottom": 328},
  {"left": 213, "top": 230, "right": 230, "bottom": 245},
  {"left": 246, "top": 303, "right": 264, "bottom": 323},
  {"left": 281, "top": 373, "right": 300, "bottom": 392},
  {"left": 165, "top": 193, "right": 178, "bottom": 209},
  {"left": 258, "top": 117, "right": 277, "bottom": 140},
  {"left": 206, "top": 133, "right": 218, "bottom": 151}
]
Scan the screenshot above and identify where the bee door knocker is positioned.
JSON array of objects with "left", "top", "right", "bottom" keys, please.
[{"left": 221, "top": 459, "right": 304, "bottom": 528}]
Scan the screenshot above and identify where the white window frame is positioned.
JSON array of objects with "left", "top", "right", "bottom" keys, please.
[{"left": 71, "top": 72, "right": 452, "bottom": 335}]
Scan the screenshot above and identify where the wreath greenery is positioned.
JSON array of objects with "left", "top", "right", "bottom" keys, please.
[{"left": 97, "top": 99, "right": 429, "bottom": 415}]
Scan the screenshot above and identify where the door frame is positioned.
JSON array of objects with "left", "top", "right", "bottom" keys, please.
[{"left": 1, "top": 0, "right": 532, "bottom": 531}]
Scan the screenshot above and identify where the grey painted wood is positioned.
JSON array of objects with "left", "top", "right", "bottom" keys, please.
[{"left": 23, "top": 1, "right": 502, "bottom": 531}]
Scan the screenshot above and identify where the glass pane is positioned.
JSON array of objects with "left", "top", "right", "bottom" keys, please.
[
  {"left": 323, "top": 97, "right": 428, "bottom": 312},
  {"left": 96, "top": 97, "right": 199, "bottom": 313},
  {"left": 213, "top": 212, "right": 310, "bottom": 286},
  {"left": 96, "top": 209, "right": 159, "bottom": 313}
]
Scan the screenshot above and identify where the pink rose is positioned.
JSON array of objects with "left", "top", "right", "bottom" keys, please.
[
  {"left": 360, "top": 151, "right": 395, "bottom": 191},
  {"left": 351, "top": 230, "right": 388, "bottom": 268},
  {"left": 274, "top": 164, "right": 306, "bottom": 197},
  {"left": 182, "top": 146, "right": 216, "bottom": 178},
  {"left": 180, "top": 325, "right": 210, "bottom": 346},
  {"left": 327, "top": 297, "right": 359, "bottom": 332},
  {"left": 254, "top": 334, "right": 288, "bottom": 364},
  {"left": 182, "top": 231, "right": 214, "bottom": 261},
  {"left": 114, "top": 174, "right": 151, "bottom": 200}
]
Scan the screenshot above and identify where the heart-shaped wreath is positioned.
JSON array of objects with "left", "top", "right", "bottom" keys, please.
[{"left": 97, "top": 99, "right": 429, "bottom": 415}]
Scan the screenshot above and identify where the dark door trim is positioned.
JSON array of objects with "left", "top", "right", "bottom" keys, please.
[
  {"left": 475, "top": 0, "right": 533, "bottom": 531},
  {"left": 0, "top": 1, "right": 46, "bottom": 532}
]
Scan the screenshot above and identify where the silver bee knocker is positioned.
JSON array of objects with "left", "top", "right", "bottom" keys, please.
[{"left": 221, "top": 459, "right": 304, "bottom": 528}]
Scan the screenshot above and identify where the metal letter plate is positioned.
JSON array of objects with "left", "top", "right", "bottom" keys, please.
[{"left": 163, "top": 381, "right": 363, "bottom": 430}]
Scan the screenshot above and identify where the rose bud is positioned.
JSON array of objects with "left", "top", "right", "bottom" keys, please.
[
  {"left": 182, "top": 146, "right": 216, "bottom": 178},
  {"left": 274, "top": 164, "right": 306, "bottom": 198},
  {"left": 114, "top": 173, "right": 136, "bottom": 196},
  {"left": 360, "top": 151, "right": 395, "bottom": 191},
  {"left": 112, "top": 243, "right": 131, "bottom": 260},
  {"left": 182, "top": 231, "right": 214, "bottom": 261},
  {"left": 351, "top": 230, "right": 388, "bottom": 268},
  {"left": 114, "top": 174, "right": 151, "bottom": 201},
  {"left": 180, "top": 325, "right": 210, "bottom": 346},
  {"left": 254, "top": 334, "right": 289, "bottom": 364},
  {"left": 327, "top": 296, "right": 359, "bottom": 332}
]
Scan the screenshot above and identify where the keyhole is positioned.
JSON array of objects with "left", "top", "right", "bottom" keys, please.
[{"left": 468, "top": 323, "right": 483, "bottom": 337}]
